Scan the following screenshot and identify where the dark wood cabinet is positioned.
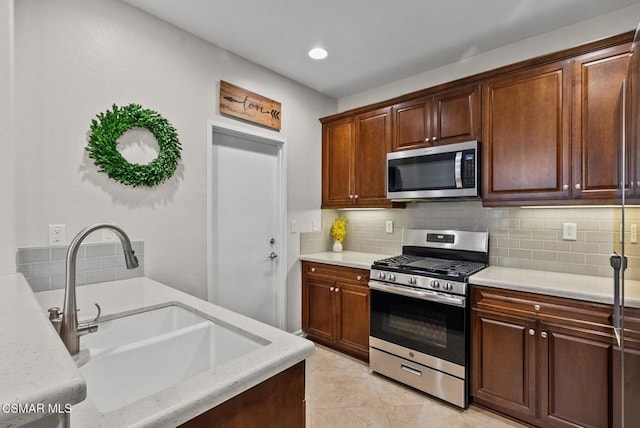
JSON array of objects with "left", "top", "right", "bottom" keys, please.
[
  {"left": 482, "top": 61, "right": 572, "bottom": 205},
  {"left": 392, "top": 85, "right": 480, "bottom": 151},
  {"left": 471, "top": 286, "right": 615, "bottom": 427},
  {"left": 472, "top": 309, "right": 537, "bottom": 419},
  {"left": 302, "top": 261, "right": 370, "bottom": 360},
  {"left": 180, "top": 362, "right": 305, "bottom": 428},
  {"left": 571, "top": 43, "right": 631, "bottom": 201},
  {"left": 538, "top": 322, "right": 612, "bottom": 428},
  {"left": 612, "top": 307, "right": 640, "bottom": 428},
  {"left": 322, "top": 107, "right": 395, "bottom": 208},
  {"left": 482, "top": 42, "right": 633, "bottom": 206},
  {"left": 320, "top": 32, "right": 634, "bottom": 207}
]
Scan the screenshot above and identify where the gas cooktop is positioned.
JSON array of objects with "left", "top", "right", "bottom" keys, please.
[{"left": 373, "top": 254, "right": 486, "bottom": 279}]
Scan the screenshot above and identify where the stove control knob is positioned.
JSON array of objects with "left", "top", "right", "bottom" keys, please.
[
  {"left": 443, "top": 282, "right": 453, "bottom": 291},
  {"left": 378, "top": 272, "right": 386, "bottom": 280},
  {"left": 408, "top": 277, "right": 417, "bottom": 285},
  {"left": 430, "top": 280, "right": 440, "bottom": 289},
  {"left": 388, "top": 274, "right": 396, "bottom": 282}
]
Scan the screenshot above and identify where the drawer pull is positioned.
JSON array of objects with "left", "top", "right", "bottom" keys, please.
[
  {"left": 356, "top": 275, "right": 362, "bottom": 281},
  {"left": 541, "top": 331, "right": 548, "bottom": 339},
  {"left": 401, "top": 364, "right": 422, "bottom": 377},
  {"left": 528, "top": 329, "right": 535, "bottom": 336},
  {"left": 310, "top": 267, "right": 316, "bottom": 273},
  {"left": 330, "top": 287, "right": 335, "bottom": 292},
  {"left": 334, "top": 288, "right": 340, "bottom": 293},
  {"left": 534, "top": 304, "right": 541, "bottom": 312}
]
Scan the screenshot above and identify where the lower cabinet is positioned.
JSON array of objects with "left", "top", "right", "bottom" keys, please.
[
  {"left": 179, "top": 362, "right": 305, "bottom": 428},
  {"left": 471, "top": 286, "right": 615, "bottom": 427},
  {"left": 302, "top": 261, "right": 370, "bottom": 360}
]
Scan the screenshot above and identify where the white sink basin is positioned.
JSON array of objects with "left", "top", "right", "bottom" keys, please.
[
  {"left": 79, "top": 306, "right": 265, "bottom": 413},
  {"left": 81, "top": 305, "right": 207, "bottom": 355}
]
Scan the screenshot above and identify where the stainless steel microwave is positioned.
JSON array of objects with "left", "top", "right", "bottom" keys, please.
[{"left": 387, "top": 140, "right": 480, "bottom": 200}]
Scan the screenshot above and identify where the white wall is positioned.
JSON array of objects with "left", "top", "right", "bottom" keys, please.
[
  {"left": 0, "top": 0, "right": 14, "bottom": 275},
  {"left": 339, "top": 3, "right": 640, "bottom": 112},
  {"left": 14, "top": 0, "right": 335, "bottom": 331}
]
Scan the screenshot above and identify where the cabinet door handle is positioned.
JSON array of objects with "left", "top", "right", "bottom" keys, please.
[
  {"left": 334, "top": 288, "right": 340, "bottom": 293},
  {"left": 562, "top": 184, "right": 569, "bottom": 191},
  {"left": 534, "top": 304, "right": 541, "bottom": 312},
  {"left": 425, "top": 137, "right": 431, "bottom": 142},
  {"left": 528, "top": 329, "right": 535, "bottom": 336},
  {"left": 432, "top": 136, "right": 437, "bottom": 141},
  {"left": 541, "top": 332, "right": 548, "bottom": 339},
  {"left": 310, "top": 267, "right": 316, "bottom": 273},
  {"left": 354, "top": 194, "right": 359, "bottom": 199},
  {"left": 330, "top": 287, "right": 335, "bottom": 292},
  {"left": 575, "top": 183, "right": 581, "bottom": 190},
  {"left": 349, "top": 194, "right": 354, "bottom": 199},
  {"left": 356, "top": 275, "right": 362, "bottom": 281}
]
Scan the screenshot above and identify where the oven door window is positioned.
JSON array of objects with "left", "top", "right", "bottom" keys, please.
[{"left": 370, "top": 289, "right": 466, "bottom": 366}]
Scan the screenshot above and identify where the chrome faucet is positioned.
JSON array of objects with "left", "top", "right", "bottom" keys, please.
[{"left": 49, "top": 224, "right": 139, "bottom": 355}]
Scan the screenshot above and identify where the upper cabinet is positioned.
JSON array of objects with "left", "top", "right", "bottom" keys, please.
[
  {"left": 320, "top": 32, "right": 635, "bottom": 208},
  {"left": 482, "top": 40, "right": 633, "bottom": 206},
  {"left": 482, "top": 61, "right": 572, "bottom": 205},
  {"left": 392, "top": 85, "right": 481, "bottom": 151},
  {"left": 322, "top": 107, "right": 397, "bottom": 208},
  {"left": 571, "top": 44, "right": 631, "bottom": 201}
]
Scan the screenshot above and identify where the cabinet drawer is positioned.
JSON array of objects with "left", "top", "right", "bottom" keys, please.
[
  {"left": 303, "top": 261, "right": 370, "bottom": 285},
  {"left": 472, "top": 285, "right": 612, "bottom": 329}
]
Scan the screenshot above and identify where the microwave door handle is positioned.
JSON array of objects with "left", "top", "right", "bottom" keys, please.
[{"left": 454, "top": 152, "right": 463, "bottom": 188}]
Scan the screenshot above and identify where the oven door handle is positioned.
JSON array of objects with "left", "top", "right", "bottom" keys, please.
[{"left": 369, "top": 281, "right": 466, "bottom": 308}]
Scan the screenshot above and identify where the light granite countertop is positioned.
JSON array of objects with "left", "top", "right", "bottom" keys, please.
[
  {"left": 24, "top": 277, "right": 314, "bottom": 428},
  {"left": 0, "top": 273, "right": 86, "bottom": 428},
  {"left": 300, "top": 251, "right": 640, "bottom": 309},
  {"left": 470, "top": 266, "right": 640, "bottom": 308},
  {"left": 299, "top": 251, "right": 387, "bottom": 270}
]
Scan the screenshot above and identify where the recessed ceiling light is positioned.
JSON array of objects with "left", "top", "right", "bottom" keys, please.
[{"left": 308, "top": 47, "right": 328, "bottom": 60}]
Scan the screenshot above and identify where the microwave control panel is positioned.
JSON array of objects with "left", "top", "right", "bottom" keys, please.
[{"left": 462, "top": 150, "right": 476, "bottom": 188}]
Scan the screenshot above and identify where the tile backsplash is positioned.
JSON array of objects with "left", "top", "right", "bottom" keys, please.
[
  {"left": 17, "top": 241, "right": 144, "bottom": 292},
  {"left": 301, "top": 201, "right": 640, "bottom": 280}
]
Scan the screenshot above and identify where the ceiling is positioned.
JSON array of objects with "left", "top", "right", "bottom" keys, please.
[{"left": 121, "top": 0, "right": 640, "bottom": 99}]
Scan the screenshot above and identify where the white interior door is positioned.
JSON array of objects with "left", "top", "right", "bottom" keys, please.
[{"left": 208, "top": 123, "right": 286, "bottom": 328}]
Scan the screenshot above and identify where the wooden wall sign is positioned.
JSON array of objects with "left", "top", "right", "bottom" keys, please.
[{"left": 219, "top": 81, "right": 282, "bottom": 131}]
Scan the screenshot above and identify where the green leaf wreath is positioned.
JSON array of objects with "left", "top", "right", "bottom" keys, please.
[{"left": 86, "top": 104, "right": 181, "bottom": 187}]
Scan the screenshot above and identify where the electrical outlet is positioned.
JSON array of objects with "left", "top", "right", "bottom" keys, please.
[
  {"left": 290, "top": 220, "right": 298, "bottom": 233},
  {"left": 385, "top": 220, "right": 394, "bottom": 234},
  {"left": 48, "top": 224, "right": 66, "bottom": 246},
  {"left": 562, "top": 222, "right": 577, "bottom": 241},
  {"left": 632, "top": 224, "right": 638, "bottom": 244},
  {"left": 312, "top": 220, "right": 321, "bottom": 232}
]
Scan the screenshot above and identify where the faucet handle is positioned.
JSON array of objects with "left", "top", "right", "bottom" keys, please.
[
  {"left": 48, "top": 307, "right": 61, "bottom": 320},
  {"left": 78, "top": 303, "right": 101, "bottom": 336},
  {"left": 48, "top": 307, "right": 62, "bottom": 334}
]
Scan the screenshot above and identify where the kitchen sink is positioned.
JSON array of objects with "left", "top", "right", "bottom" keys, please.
[
  {"left": 79, "top": 306, "right": 265, "bottom": 413},
  {"left": 81, "top": 305, "right": 207, "bottom": 355}
]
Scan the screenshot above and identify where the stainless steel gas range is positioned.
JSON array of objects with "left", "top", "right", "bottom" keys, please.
[{"left": 368, "top": 228, "right": 489, "bottom": 409}]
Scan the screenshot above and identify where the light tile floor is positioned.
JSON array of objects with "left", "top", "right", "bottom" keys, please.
[{"left": 305, "top": 345, "right": 528, "bottom": 428}]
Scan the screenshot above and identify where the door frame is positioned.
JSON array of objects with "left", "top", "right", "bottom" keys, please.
[{"left": 206, "top": 119, "right": 288, "bottom": 329}]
